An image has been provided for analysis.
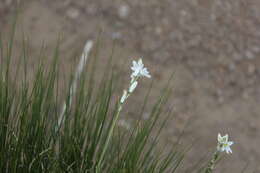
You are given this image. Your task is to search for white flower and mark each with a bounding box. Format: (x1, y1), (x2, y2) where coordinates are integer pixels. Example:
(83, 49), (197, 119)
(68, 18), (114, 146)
(129, 81), (138, 93)
(119, 58), (151, 105)
(217, 133), (234, 154)
(120, 90), (128, 103)
(131, 59), (151, 78)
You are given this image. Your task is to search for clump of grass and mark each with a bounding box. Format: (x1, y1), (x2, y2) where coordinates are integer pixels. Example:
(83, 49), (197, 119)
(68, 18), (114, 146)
(0, 15), (238, 172)
(0, 23), (185, 172)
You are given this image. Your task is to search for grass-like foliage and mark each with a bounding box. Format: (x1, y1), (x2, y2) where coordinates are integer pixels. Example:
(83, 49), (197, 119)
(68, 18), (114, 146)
(0, 22), (185, 172)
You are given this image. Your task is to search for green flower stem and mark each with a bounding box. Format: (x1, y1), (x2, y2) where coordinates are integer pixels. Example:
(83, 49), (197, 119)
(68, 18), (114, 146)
(96, 72), (144, 172)
(96, 101), (123, 172)
(96, 77), (137, 172)
(205, 151), (220, 173)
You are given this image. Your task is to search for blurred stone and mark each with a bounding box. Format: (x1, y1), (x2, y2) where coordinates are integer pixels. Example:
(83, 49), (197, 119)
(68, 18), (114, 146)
(248, 64), (256, 75)
(180, 10), (188, 17)
(5, 0), (12, 6)
(233, 52), (243, 61)
(228, 63), (236, 71)
(188, 35), (201, 47)
(245, 50), (255, 60)
(118, 4), (130, 19)
(210, 13), (217, 21)
(62, 0), (71, 7)
(111, 32), (122, 39)
(155, 26), (162, 35)
(216, 89), (224, 103)
(249, 121), (257, 131)
(242, 90), (250, 100)
(86, 4), (98, 15)
(66, 7), (80, 19)
(251, 46), (260, 53)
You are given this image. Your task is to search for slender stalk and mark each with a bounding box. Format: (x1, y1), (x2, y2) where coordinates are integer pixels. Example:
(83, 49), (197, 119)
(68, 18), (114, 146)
(204, 151), (220, 173)
(96, 59), (151, 172)
(96, 101), (123, 172)
(204, 133), (234, 173)
(96, 75), (139, 172)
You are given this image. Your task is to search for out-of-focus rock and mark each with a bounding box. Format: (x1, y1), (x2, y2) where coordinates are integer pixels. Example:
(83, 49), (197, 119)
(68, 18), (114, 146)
(228, 63), (236, 71)
(245, 50), (255, 60)
(118, 4), (130, 19)
(86, 4), (98, 15)
(111, 32), (122, 40)
(5, 0), (12, 6)
(247, 64), (256, 75)
(66, 7), (80, 19)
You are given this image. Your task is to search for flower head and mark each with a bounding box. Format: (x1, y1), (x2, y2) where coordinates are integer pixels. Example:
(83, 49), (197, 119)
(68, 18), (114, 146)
(131, 59), (151, 79)
(217, 133), (234, 154)
(119, 58), (151, 105)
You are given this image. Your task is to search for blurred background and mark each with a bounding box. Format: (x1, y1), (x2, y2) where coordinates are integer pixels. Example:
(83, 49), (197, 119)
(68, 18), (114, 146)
(1, 0), (260, 172)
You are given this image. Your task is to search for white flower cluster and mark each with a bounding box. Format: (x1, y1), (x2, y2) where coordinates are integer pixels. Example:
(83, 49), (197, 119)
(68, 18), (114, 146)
(120, 58), (151, 104)
(217, 133), (234, 154)
(131, 59), (151, 79)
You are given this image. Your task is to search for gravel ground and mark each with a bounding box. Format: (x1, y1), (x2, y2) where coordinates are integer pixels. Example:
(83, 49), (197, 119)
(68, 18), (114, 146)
(1, 0), (260, 172)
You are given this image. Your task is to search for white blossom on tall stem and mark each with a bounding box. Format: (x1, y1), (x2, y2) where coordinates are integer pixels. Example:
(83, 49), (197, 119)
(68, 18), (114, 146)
(120, 58), (151, 104)
(97, 58), (151, 172)
(205, 133), (234, 173)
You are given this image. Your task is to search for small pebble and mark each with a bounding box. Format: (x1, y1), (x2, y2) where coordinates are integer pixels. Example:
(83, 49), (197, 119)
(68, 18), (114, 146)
(118, 4), (130, 19)
(245, 50), (255, 60)
(62, 0), (71, 7)
(66, 7), (80, 19)
(111, 32), (122, 39)
(251, 46), (260, 53)
(242, 91), (250, 100)
(86, 4), (98, 15)
(228, 63), (236, 71)
(155, 26), (162, 35)
(233, 52), (243, 61)
(248, 64), (256, 75)
(5, 0), (12, 6)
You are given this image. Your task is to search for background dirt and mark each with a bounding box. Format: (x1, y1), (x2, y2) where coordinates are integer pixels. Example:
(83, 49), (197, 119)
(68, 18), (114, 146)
(1, 0), (260, 172)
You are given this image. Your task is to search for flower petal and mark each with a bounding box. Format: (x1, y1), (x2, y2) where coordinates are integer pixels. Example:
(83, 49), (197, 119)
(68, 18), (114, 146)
(222, 134), (228, 142)
(133, 60), (137, 67)
(228, 141), (234, 146)
(138, 58), (143, 65)
(218, 133), (222, 142)
(226, 147), (232, 154)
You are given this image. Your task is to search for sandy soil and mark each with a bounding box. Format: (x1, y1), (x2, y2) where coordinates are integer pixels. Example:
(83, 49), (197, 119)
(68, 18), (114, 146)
(1, 0), (260, 172)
